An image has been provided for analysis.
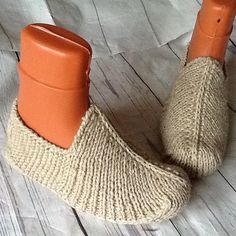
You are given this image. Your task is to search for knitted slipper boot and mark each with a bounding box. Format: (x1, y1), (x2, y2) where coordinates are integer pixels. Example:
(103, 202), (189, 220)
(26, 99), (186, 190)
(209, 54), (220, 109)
(6, 101), (190, 224)
(161, 54), (229, 178)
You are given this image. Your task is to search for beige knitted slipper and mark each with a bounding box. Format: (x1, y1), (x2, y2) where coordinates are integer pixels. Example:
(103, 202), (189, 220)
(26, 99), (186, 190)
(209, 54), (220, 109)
(6, 100), (190, 224)
(161, 54), (229, 178)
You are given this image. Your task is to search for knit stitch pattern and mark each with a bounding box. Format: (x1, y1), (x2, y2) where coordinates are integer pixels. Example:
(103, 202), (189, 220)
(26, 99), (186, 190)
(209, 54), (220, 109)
(6, 101), (190, 224)
(161, 56), (229, 178)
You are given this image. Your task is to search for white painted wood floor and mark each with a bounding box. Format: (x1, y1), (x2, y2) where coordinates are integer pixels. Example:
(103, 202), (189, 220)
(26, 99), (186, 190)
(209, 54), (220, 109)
(1, 33), (236, 236)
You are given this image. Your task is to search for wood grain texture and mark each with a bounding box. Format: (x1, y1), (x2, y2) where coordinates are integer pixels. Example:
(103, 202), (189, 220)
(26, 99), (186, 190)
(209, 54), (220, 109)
(1, 32), (236, 235)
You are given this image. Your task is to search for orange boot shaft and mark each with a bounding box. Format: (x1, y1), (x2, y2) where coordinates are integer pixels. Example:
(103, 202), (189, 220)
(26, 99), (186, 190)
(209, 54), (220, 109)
(18, 24), (92, 148)
(188, 0), (236, 63)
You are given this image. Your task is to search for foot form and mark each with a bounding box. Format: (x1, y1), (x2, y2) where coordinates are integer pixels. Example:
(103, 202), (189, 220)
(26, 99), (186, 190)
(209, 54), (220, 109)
(6, 101), (190, 224)
(161, 53), (229, 178)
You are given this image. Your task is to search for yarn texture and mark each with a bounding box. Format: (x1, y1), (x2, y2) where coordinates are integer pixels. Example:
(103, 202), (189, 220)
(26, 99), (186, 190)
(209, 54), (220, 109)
(6, 101), (190, 224)
(161, 55), (229, 178)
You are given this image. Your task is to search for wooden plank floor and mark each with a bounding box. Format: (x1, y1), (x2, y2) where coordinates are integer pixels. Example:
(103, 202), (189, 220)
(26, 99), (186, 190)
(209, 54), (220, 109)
(1, 33), (236, 235)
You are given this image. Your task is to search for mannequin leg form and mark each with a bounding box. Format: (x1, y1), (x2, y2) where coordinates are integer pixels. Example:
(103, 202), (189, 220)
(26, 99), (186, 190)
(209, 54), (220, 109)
(18, 24), (92, 148)
(188, 0), (236, 63)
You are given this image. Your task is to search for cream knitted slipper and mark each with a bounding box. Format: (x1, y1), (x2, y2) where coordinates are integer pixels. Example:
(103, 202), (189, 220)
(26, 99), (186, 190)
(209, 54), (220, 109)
(6, 101), (190, 224)
(161, 55), (229, 178)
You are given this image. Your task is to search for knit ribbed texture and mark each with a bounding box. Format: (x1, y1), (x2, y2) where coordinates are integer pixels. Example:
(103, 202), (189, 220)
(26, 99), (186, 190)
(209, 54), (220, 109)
(161, 55), (229, 178)
(6, 101), (190, 224)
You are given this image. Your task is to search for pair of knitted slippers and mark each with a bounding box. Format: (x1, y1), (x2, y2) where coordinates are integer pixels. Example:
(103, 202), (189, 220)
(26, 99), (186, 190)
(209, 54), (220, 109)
(6, 50), (228, 224)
